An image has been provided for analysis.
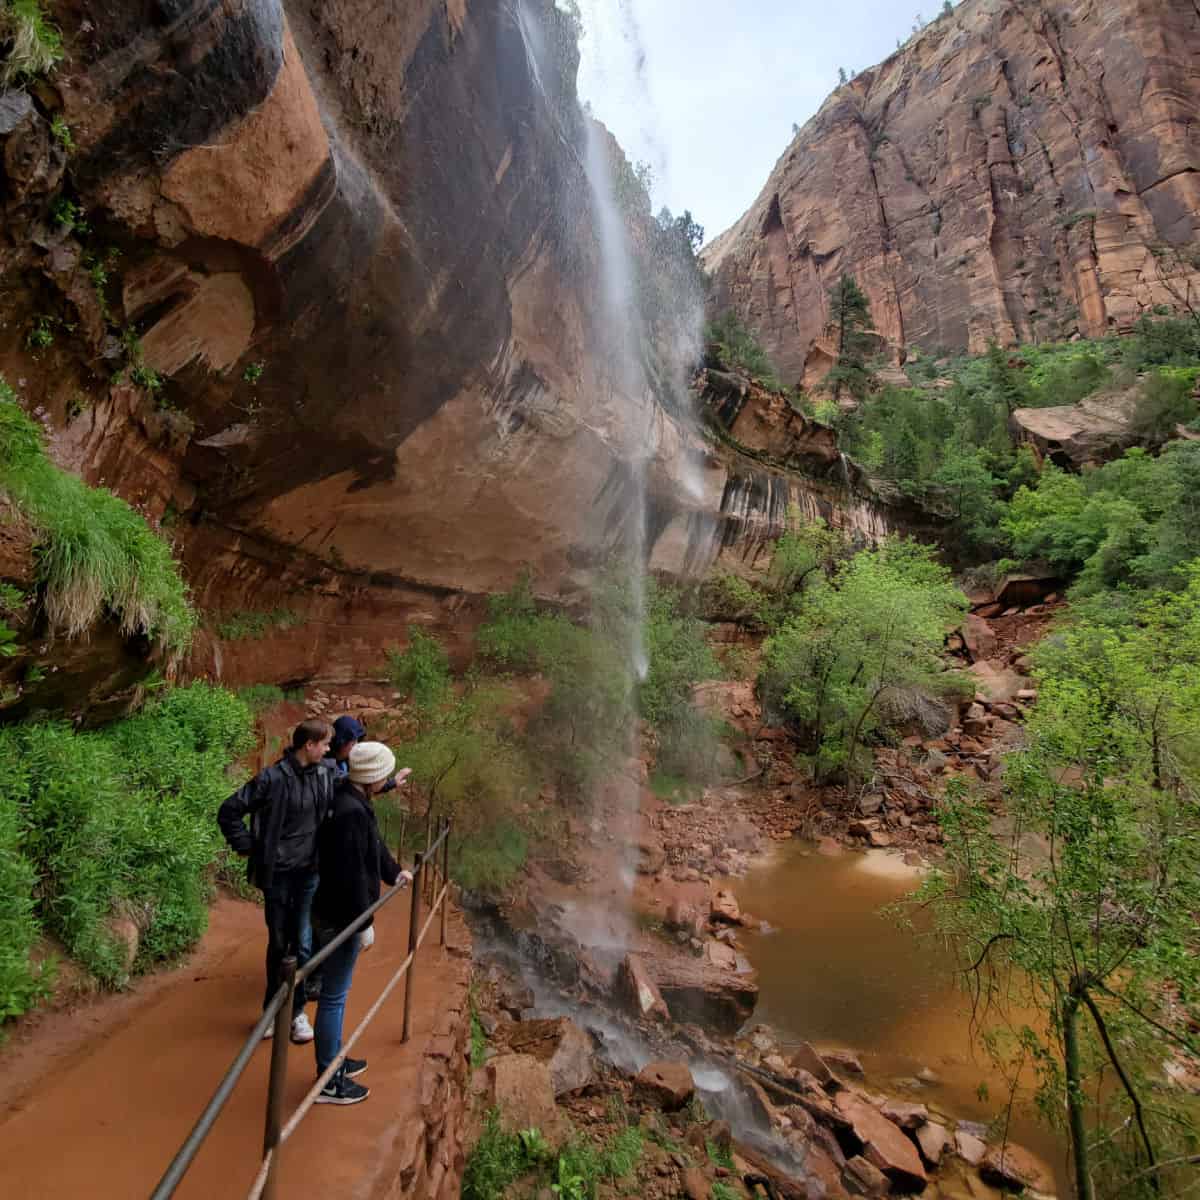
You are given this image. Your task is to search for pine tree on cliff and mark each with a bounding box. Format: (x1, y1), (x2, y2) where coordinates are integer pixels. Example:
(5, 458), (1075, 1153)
(826, 274), (874, 401)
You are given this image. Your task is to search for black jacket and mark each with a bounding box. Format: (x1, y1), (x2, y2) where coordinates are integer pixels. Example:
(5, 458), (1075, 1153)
(312, 777), (403, 931)
(218, 753), (335, 890)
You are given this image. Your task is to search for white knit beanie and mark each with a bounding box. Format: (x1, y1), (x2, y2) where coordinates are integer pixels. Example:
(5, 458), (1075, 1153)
(348, 741), (396, 786)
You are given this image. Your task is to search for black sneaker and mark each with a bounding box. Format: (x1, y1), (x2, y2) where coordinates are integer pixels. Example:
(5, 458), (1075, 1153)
(315, 1071), (370, 1106)
(343, 1057), (367, 1078)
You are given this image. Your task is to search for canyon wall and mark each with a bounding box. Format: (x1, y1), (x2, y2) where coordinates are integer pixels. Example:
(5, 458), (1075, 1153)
(0, 0), (698, 691)
(703, 0), (1200, 387)
(0, 0), (900, 704)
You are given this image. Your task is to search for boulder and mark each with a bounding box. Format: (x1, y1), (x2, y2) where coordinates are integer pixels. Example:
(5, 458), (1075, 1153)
(835, 1093), (927, 1191)
(665, 899), (701, 932)
(679, 1166), (710, 1200)
(636, 838), (666, 875)
(703, 940), (738, 971)
(790, 1041), (837, 1089)
(843, 1154), (889, 1197)
(485, 1054), (567, 1141)
(992, 572), (1063, 609)
(0, 90), (32, 135)
(648, 955), (758, 1034)
(867, 829), (892, 848)
(616, 953), (670, 1023)
(824, 1049), (865, 1075)
(915, 1121), (951, 1167)
(961, 614), (998, 661)
(880, 1099), (928, 1131)
(1011, 393), (1139, 468)
(710, 888), (742, 925)
(954, 1128), (987, 1166)
(495, 1017), (594, 1096)
(635, 1061), (695, 1111)
(981, 1144), (1053, 1192)
(497, 978), (534, 1019)
(968, 661), (1027, 705)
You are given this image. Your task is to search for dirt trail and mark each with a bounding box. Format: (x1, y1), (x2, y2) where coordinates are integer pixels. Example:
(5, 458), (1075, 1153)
(0, 891), (467, 1199)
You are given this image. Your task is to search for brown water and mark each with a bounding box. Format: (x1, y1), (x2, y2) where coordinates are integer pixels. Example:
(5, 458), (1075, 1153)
(728, 841), (1069, 1193)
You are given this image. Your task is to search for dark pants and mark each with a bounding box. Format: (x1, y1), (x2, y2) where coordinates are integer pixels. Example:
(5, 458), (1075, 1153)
(262, 868), (319, 1020)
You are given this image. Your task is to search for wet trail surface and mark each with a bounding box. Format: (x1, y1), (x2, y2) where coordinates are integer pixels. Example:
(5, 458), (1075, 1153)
(0, 893), (463, 1199)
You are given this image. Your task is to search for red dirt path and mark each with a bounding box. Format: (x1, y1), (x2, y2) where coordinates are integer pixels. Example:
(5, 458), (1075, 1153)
(0, 891), (468, 1199)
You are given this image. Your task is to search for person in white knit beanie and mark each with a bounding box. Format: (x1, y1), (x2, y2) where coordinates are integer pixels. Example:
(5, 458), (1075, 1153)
(310, 741), (413, 1105)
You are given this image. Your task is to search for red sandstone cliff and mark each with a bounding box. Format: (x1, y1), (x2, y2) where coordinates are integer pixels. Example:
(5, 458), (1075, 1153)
(0, 1), (903, 710)
(703, 0), (1200, 387)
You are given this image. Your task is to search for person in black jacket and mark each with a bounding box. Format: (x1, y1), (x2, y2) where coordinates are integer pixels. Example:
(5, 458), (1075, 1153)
(311, 740), (412, 1106)
(218, 719), (335, 1044)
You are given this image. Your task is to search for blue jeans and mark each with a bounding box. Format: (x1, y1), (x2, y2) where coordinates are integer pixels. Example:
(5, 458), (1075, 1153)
(313, 921), (362, 1074)
(261, 869), (319, 1019)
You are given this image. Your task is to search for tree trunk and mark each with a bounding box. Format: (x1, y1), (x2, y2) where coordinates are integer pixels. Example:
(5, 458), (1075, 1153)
(1063, 992), (1096, 1200)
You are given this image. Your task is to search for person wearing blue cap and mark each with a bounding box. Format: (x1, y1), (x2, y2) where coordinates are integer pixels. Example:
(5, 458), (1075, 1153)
(327, 714), (412, 791)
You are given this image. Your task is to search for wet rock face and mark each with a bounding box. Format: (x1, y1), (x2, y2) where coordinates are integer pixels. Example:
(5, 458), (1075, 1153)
(0, 2), (697, 668)
(704, 0), (1200, 384)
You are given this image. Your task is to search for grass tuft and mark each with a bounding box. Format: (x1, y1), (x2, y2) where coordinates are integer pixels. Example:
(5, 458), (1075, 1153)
(216, 608), (303, 641)
(0, 379), (196, 657)
(0, 0), (64, 85)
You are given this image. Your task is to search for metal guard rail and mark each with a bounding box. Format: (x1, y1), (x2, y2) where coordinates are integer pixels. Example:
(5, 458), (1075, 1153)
(150, 818), (453, 1200)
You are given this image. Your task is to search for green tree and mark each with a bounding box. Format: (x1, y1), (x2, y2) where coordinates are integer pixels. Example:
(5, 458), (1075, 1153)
(838, 66), (848, 86)
(761, 539), (966, 782)
(1131, 368), (1199, 447)
(916, 575), (1200, 1198)
(712, 514), (845, 634)
(388, 629), (534, 889)
(705, 311), (782, 389)
(826, 275), (875, 401)
(928, 448), (1005, 555)
(983, 341), (1031, 415)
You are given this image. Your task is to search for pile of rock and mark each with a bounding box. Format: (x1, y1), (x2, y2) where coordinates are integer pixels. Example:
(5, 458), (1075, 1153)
(726, 1032), (1057, 1198)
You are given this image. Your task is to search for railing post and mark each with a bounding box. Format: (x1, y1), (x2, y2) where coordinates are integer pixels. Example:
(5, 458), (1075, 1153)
(262, 957), (295, 1199)
(440, 819), (451, 946)
(402, 853), (423, 1044)
(427, 811), (436, 902)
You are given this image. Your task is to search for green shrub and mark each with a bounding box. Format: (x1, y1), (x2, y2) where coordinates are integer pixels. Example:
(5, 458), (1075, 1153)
(762, 539), (967, 781)
(1123, 314), (1200, 370)
(706, 311), (782, 390)
(0, 786), (45, 1020)
(0, 684), (254, 995)
(234, 686), (292, 710)
(1131, 367), (1199, 444)
(706, 1137), (735, 1170)
(638, 580), (721, 728)
(1003, 444), (1200, 594)
(461, 1109), (529, 1200)
(469, 987), (488, 1069)
(0, 0), (64, 85)
(388, 626), (453, 711)
(456, 821), (529, 894)
(0, 381), (196, 656)
(598, 1126), (643, 1178)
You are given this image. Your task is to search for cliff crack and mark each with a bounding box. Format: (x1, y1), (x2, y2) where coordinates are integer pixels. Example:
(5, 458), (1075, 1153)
(1137, 166), (1199, 196)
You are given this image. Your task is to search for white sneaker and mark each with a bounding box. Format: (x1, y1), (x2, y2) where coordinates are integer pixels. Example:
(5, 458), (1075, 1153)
(290, 1013), (314, 1044)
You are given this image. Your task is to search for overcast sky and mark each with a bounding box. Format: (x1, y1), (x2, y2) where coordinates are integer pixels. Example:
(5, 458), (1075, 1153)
(575, 0), (930, 242)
